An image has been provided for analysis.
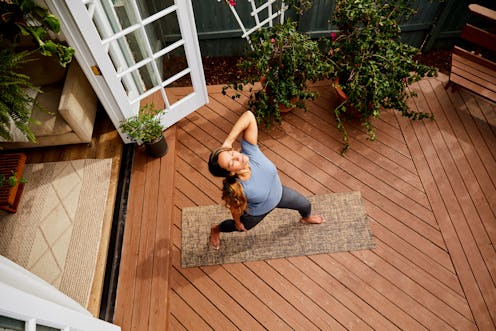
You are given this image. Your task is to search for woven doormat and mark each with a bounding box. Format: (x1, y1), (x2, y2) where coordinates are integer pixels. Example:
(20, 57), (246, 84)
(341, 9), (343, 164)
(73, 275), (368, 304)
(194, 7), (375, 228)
(0, 159), (112, 308)
(181, 191), (375, 268)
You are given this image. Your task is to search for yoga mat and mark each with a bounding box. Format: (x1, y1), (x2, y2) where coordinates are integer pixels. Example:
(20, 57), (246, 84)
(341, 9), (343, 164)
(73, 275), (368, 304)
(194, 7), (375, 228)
(181, 191), (375, 268)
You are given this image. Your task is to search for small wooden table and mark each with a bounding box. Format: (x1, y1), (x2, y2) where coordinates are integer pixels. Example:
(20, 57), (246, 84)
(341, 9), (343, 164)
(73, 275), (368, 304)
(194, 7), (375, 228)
(0, 153), (27, 213)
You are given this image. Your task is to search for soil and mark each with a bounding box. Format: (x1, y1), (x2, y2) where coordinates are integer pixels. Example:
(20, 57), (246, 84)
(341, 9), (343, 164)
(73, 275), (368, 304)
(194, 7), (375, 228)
(170, 49), (452, 87)
(205, 49), (453, 85)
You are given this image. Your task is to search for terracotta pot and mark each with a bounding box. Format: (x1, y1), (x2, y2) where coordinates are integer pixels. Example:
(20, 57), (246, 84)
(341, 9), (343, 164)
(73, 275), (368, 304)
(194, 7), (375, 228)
(260, 75), (267, 85)
(334, 82), (348, 104)
(333, 79), (360, 118)
(260, 75), (298, 113)
(279, 97), (299, 113)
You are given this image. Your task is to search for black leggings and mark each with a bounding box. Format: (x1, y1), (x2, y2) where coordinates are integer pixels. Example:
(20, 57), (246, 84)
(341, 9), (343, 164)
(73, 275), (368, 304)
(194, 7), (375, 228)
(218, 186), (311, 232)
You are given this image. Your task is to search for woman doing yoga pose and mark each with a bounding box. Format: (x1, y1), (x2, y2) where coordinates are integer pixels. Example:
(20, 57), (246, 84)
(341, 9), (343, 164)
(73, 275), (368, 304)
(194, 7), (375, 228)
(208, 111), (324, 249)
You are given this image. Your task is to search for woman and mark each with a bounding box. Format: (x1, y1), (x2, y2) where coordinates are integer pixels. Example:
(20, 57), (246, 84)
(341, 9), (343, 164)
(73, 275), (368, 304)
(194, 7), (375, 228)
(208, 110), (324, 249)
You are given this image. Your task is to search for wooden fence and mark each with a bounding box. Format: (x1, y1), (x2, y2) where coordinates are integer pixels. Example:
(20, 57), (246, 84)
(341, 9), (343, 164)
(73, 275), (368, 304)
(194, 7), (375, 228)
(161, 0), (496, 56)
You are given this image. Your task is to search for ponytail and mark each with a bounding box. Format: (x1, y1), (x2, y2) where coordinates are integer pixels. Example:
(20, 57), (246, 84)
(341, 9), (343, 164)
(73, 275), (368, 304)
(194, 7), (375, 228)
(221, 175), (247, 214)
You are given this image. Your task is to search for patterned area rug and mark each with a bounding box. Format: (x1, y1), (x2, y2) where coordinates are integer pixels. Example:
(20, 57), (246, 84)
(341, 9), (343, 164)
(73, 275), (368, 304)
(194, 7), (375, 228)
(0, 158), (112, 308)
(181, 191), (375, 268)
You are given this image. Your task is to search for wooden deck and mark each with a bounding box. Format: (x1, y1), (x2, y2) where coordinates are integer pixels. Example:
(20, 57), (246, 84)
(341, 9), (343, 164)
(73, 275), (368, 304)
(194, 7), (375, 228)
(113, 73), (496, 330)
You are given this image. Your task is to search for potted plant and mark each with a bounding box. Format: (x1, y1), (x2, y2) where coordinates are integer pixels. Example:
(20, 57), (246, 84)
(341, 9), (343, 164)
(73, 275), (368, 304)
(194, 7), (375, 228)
(0, 0), (74, 143)
(325, 0), (438, 153)
(0, 153), (27, 213)
(119, 103), (168, 158)
(222, 19), (334, 128)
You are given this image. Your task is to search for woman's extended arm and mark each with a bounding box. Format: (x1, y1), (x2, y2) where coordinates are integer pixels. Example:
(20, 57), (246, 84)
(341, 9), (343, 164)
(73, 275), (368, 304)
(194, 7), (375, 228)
(222, 111), (258, 148)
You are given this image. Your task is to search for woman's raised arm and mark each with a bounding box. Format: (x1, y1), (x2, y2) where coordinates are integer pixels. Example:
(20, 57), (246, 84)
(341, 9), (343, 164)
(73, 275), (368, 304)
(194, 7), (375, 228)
(222, 111), (258, 148)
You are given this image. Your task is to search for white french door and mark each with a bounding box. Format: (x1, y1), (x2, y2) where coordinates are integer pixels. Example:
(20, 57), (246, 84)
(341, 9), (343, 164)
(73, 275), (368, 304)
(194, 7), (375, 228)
(0, 256), (120, 331)
(45, 0), (208, 142)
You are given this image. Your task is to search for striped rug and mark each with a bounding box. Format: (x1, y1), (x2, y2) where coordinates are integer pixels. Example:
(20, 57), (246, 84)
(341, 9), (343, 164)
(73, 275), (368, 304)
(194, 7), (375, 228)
(0, 158), (112, 308)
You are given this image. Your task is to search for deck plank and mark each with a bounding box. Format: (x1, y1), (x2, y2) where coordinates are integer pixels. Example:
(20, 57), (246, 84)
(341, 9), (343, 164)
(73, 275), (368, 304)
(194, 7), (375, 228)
(114, 74), (496, 330)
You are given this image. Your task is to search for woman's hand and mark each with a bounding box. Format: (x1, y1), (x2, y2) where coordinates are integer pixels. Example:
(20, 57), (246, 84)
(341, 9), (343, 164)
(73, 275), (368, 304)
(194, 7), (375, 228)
(223, 111), (258, 147)
(235, 221), (247, 232)
(231, 207), (247, 231)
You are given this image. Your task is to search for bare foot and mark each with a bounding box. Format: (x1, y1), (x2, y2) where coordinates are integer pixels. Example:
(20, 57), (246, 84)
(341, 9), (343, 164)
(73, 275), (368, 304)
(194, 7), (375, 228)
(301, 215), (325, 224)
(210, 225), (220, 250)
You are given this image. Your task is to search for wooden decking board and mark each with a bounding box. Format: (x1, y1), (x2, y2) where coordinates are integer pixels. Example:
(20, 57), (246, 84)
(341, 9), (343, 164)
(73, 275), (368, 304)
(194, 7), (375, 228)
(243, 260), (347, 330)
(266, 258), (375, 331)
(371, 221), (461, 293)
(403, 82), (496, 329)
(454, 92), (496, 217)
(262, 120), (447, 252)
(276, 113), (446, 248)
(334, 252), (458, 330)
(310, 253), (427, 330)
(371, 236), (469, 315)
(168, 291), (212, 330)
(282, 112), (429, 204)
(169, 262), (240, 329)
(148, 126), (176, 330)
(221, 262), (324, 331)
(352, 249), (474, 328)
(416, 80), (496, 296)
(113, 146), (147, 329)
(113, 74), (496, 330)
(367, 202), (452, 267)
(129, 155), (161, 331)
(298, 98), (420, 178)
(170, 248), (267, 330)
(418, 79), (495, 246)
(286, 255), (401, 331)
(200, 264), (294, 330)
(430, 81), (496, 284)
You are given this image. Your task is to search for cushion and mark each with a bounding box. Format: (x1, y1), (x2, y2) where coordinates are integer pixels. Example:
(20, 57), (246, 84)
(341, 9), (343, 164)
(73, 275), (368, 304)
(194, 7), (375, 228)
(30, 84), (72, 137)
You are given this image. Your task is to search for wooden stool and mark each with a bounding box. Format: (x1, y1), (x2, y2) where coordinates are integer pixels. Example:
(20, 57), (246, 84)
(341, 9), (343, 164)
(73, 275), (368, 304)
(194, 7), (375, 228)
(0, 153), (27, 213)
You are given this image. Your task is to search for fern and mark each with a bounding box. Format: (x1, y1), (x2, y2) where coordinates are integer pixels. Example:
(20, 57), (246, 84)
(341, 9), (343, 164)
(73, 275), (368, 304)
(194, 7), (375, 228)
(0, 49), (39, 142)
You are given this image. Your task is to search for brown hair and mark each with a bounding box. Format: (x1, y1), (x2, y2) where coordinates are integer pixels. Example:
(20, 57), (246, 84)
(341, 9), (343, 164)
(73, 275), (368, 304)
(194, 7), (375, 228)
(208, 147), (232, 178)
(221, 175), (247, 214)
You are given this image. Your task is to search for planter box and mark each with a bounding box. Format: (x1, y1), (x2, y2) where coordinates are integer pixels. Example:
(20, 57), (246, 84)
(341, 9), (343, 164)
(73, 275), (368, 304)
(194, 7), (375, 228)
(0, 153), (27, 213)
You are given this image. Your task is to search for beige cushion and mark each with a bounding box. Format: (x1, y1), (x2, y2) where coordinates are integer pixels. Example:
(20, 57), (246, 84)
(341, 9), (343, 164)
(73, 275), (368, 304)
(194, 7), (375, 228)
(58, 62), (97, 142)
(30, 84), (72, 137)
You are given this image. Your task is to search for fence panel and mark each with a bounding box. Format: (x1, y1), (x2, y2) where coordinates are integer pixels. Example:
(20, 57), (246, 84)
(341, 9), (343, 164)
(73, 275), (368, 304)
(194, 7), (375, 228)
(182, 0), (494, 56)
(425, 0), (496, 50)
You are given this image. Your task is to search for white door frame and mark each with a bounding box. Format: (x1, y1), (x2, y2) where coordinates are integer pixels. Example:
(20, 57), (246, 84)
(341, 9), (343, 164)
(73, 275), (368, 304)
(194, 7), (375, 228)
(45, 0), (208, 143)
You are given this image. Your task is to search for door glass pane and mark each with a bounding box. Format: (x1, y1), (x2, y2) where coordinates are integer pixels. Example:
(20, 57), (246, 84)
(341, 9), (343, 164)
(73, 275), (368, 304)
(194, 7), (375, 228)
(138, 0), (175, 18)
(166, 75), (194, 106)
(163, 46), (189, 85)
(146, 9), (181, 53)
(36, 325), (59, 331)
(0, 315), (24, 331)
(111, 1), (138, 31)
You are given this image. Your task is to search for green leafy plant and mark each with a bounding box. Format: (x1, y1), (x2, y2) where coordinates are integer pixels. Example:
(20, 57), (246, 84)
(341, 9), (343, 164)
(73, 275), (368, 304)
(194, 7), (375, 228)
(119, 104), (164, 145)
(0, 0), (74, 143)
(0, 48), (40, 142)
(325, 0), (437, 153)
(0, 171), (27, 188)
(0, 0), (74, 67)
(223, 20), (334, 128)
